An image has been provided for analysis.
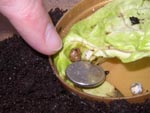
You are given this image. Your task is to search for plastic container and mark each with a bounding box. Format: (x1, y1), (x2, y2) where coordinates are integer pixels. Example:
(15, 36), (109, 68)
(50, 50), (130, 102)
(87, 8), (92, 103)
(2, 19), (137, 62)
(49, 0), (150, 103)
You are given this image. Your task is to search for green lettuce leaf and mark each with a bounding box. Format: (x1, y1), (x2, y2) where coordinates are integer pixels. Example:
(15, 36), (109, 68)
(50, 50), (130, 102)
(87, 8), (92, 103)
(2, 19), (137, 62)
(54, 0), (150, 77)
(53, 0), (150, 78)
(52, 0), (150, 97)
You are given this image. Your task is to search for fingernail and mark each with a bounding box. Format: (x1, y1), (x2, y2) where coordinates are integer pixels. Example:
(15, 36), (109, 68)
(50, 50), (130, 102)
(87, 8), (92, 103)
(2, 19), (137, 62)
(45, 23), (62, 54)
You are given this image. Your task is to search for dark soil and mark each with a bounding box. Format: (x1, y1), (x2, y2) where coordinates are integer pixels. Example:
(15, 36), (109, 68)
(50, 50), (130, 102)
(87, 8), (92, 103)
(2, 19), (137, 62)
(49, 8), (67, 25)
(0, 8), (150, 113)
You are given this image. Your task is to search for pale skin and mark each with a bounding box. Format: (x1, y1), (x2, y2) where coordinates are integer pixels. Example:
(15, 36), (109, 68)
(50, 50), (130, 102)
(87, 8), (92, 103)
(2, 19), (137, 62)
(0, 0), (62, 55)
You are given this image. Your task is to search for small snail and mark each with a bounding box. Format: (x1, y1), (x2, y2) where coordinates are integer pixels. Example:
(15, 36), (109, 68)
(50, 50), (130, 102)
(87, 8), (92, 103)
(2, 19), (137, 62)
(130, 82), (143, 95)
(69, 48), (81, 62)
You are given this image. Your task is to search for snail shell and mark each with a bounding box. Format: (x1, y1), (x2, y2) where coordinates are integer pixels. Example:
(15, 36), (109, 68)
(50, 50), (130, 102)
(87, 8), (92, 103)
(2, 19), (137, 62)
(69, 48), (81, 62)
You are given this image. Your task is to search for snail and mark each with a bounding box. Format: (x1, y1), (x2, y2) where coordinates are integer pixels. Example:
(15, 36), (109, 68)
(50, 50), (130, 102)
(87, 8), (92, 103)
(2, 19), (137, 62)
(69, 48), (81, 62)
